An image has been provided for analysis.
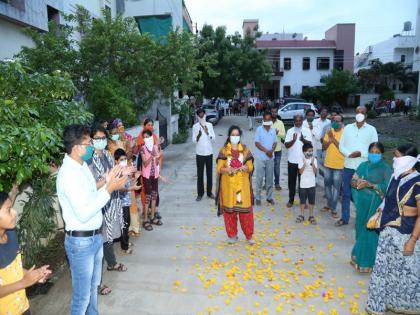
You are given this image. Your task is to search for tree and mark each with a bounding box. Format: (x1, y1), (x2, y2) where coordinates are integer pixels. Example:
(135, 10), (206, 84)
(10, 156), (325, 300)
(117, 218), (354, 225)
(319, 69), (360, 106)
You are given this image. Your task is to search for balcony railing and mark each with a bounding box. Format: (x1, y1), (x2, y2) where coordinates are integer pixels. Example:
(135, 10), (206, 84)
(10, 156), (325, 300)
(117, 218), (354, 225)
(272, 68), (284, 77)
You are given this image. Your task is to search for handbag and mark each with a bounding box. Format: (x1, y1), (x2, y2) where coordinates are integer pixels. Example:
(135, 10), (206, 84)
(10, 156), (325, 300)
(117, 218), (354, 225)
(367, 210), (382, 229)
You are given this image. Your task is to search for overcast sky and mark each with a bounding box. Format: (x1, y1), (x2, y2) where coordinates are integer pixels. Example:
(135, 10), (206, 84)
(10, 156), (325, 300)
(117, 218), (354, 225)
(185, 0), (418, 54)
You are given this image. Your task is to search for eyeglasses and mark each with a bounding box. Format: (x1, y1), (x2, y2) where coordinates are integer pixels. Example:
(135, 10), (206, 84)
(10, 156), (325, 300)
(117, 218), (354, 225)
(79, 140), (93, 146)
(93, 137), (107, 140)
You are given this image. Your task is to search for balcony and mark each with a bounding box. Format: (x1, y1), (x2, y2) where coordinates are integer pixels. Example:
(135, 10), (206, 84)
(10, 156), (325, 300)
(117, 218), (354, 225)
(271, 67), (283, 80)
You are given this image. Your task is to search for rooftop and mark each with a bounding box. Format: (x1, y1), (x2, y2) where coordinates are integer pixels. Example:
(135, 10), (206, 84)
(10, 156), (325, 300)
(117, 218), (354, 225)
(256, 39), (336, 49)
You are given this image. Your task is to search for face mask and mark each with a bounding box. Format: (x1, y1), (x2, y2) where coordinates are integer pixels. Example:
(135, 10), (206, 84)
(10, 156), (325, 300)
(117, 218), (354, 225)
(144, 137), (154, 151)
(262, 121), (273, 126)
(368, 153), (382, 164)
(81, 145), (94, 161)
(119, 160), (128, 167)
(331, 122), (340, 129)
(198, 116), (206, 124)
(230, 136), (240, 144)
(306, 117), (314, 123)
(392, 155), (420, 179)
(93, 139), (107, 151)
(355, 113), (365, 123)
(111, 134), (120, 141)
(304, 151), (313, 159)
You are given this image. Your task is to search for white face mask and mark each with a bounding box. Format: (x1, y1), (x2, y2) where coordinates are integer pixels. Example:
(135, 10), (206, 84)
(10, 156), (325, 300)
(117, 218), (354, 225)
(93, 139), (107, 151)
(119, 160), (128, 167)
(355, 113), (365, 123)
(262, 121), (273, 126)
(392, 155), (420, 179)
(144, 137), (154, 151)
(198, 115), (206, 125)
(230, 136), (240, 144)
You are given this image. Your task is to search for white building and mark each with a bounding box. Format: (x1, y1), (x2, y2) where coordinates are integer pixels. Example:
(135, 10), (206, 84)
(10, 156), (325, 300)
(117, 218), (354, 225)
(413, 0), (420, 106)
(248, 21), (355, 99)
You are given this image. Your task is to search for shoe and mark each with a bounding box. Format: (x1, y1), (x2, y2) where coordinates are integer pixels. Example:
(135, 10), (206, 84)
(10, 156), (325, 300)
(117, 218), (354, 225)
(255, 199), (261, 206)
(247, 239), (255, 245)
(275, 185), (282, 191)
(207, 193), (215, 199)
(196, 195), (203, 201)
(286, 202), (293, 208)
(227, 236), (238, 244)
(267, 199), (275, 205)
(334, 219), (348, 227)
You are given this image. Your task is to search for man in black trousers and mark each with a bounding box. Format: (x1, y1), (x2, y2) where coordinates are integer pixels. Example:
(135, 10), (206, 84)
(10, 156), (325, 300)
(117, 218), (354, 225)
(192, 108), (216, 201)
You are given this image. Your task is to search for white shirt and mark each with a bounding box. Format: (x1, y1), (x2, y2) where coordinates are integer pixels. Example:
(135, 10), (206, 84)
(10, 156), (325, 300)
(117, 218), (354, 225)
(57, 154), (110, 231)
(339, 122), (378, 170)
(285, 126), (313, 164)
(298, 157), (318, 188)
(303, 118), (330, 151)
(192, 122), (215, 156)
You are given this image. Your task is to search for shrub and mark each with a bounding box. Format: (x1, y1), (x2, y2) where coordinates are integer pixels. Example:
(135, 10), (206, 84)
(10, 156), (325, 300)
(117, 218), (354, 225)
(172, 130), (189, 144)
(367, 109), (378, 119)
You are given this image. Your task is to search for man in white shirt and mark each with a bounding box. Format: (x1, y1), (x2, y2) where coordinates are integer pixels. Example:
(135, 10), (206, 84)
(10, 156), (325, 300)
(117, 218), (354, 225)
(56, 124), (126, 315)
(192, 108), (216, 201)
(337, 106), (378, 226)
(284, 114), (313, 208)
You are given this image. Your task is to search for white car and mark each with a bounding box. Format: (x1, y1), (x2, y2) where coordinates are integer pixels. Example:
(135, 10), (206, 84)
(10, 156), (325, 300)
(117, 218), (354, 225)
(277, 102), (319, 121)
(202, 104), (220, 125)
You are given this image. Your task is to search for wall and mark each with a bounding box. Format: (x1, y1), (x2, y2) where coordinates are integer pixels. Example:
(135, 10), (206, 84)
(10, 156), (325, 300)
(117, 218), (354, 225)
(123, 0), (183, 30)
(278, 48), (334, 97)
(325, 24), (355, 71)
(0, 18), (34, 60)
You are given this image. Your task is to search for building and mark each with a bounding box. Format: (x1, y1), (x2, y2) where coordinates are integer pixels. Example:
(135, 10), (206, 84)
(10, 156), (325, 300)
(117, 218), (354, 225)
(0, 0), (119, 60)
(413, 0), (420, 106)
(245, 20), (355, 99)
(123, 0), (193, 38)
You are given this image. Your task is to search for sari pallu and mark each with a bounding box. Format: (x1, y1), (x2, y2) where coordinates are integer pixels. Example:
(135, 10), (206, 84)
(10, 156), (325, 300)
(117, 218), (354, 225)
(366, 172), (420, 315)
(351, 160), (392, 272)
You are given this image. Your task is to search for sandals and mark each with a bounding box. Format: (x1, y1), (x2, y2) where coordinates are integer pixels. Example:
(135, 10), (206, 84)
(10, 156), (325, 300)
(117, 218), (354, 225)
(296, 215), (305, 223)
(321, 206), (331, 212)
(334, 219), (348, 227)
(122, 248), (133, 254)
(107, 263), (127, 272)
(142, 220), (153, 231)
(308, 216), (317, 225)
(331, 211), (339, 219)
(98, 284), (112, 295)
(150, 216), (163, 226)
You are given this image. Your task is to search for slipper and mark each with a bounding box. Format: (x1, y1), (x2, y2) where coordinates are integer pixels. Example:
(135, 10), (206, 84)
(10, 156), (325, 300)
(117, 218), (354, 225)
(98, 284), (112, 295)
(296, 215), (305, 223)
(331, 211), (339, 219)
(107, 263), (127, 272)
(321, 206), (331, 212)
(334, 219), (348, 227)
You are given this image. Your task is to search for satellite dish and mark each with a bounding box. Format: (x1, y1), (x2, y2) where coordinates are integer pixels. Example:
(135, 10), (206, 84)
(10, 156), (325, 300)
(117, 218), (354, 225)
(403, 21), (412, 32)
(292, 33), (297, 38)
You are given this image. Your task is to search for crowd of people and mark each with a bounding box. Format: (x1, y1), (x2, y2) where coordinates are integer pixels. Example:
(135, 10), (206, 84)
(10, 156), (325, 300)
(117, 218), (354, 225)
(1, 104), (419, 315)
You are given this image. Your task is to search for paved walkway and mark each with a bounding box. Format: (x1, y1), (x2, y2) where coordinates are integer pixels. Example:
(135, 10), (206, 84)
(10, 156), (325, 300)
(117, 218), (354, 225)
(32, 116), (374, 315)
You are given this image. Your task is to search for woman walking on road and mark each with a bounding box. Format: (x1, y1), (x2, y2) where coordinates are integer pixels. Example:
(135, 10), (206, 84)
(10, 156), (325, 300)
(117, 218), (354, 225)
(350, 142), (392, 273)
(216, 126), (255, 245)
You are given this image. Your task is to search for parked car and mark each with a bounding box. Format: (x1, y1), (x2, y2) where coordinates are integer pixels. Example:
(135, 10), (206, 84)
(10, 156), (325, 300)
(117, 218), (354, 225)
(277, 102), (319, 121)
(283, 97), (306, 105)
(202, 103), (220, 125)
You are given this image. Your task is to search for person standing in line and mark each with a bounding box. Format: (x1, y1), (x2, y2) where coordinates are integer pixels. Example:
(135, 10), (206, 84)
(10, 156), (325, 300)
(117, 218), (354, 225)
(337, 106), (378, 226)
(311, 107), (330, 171)
(321, 114), (345, 218)
(216, 125), (255, 245)
(270, 106), (286, 190)
(404, 96), (412, 115)
(193, 108), (216, 201)
(247, 102), (256, 131)
(284, 115), (313, 208)
(390, 99), (396, 115)
(56, 124), (126, 315)
(254, 111), (277, 206)
(320, 110), (338, 142)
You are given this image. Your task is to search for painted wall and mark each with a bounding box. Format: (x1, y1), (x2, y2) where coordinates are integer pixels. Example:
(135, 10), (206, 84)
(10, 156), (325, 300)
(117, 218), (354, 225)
(0, 19), (35, 60)
(325, 24), (355, 72)
(278, 48), (334, 97)
(124, 0), (183, 30)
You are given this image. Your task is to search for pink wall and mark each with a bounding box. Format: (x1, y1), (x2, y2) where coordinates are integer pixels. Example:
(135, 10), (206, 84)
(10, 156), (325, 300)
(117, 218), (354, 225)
(325, 24), (355, 72)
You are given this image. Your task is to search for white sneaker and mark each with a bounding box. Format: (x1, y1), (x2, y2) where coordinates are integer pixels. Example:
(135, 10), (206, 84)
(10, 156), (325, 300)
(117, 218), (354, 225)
(227, 236), (238, 244)
(247, 239), (255, 246)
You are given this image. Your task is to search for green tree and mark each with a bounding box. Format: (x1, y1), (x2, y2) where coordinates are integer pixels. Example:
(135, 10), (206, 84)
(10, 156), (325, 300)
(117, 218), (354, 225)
(319, 69), (360, 106)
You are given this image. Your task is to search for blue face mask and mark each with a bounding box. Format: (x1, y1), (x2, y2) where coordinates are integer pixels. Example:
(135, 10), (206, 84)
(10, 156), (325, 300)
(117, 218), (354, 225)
(368, 153), (382, 164)
(81, 145), (94, 161)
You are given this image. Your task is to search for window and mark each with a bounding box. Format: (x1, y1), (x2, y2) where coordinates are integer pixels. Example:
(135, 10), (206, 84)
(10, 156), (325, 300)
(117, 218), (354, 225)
(334, 50), (344, 70)
(284, 58), (291, 70)
(302, 57), (310, 70)
(47, 5), (60, 25)
(401, 55), (406, 63)
(399, 84), (403, 90)
(283, 86), (291, 97)
(317, 57), (330, 70)
(392, 84), (396, 90)
(105, 5), (111, 14)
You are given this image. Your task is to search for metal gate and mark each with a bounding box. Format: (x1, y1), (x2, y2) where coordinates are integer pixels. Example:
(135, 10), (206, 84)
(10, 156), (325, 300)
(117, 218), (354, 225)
(156, 109), (168, 149)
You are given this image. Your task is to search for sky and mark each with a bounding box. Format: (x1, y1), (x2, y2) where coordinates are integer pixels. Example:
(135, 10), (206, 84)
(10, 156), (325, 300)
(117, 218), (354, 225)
(185, 0), (418, 54)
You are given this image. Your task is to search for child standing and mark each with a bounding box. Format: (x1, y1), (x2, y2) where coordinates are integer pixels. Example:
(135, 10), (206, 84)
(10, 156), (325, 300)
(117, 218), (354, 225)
(114, 149), (141, 254)
(296, 143), (318, 225)
(0, 191), (51, 315)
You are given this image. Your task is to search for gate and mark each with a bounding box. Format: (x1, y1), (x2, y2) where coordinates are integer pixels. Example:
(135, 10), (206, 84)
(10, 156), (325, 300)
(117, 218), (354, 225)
(156, 109), (168, 149)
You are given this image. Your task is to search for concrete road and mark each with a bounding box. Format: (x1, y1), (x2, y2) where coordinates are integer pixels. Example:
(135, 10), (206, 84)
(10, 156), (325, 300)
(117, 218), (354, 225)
(31, 116), (374, 315)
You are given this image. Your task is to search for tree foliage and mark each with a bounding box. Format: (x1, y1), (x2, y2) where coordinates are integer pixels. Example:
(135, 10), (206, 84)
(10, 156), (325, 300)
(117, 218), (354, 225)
(0, 61), (92, 191)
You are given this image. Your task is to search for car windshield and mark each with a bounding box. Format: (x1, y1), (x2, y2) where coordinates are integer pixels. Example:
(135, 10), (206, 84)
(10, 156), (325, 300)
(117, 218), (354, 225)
(203, 104), (216, 110)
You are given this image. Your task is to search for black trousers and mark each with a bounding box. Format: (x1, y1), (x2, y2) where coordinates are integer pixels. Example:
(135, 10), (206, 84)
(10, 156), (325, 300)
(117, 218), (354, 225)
(287, 162), (301, 204)
(196, 154), (213, 197)
(120, 206), (130, 250)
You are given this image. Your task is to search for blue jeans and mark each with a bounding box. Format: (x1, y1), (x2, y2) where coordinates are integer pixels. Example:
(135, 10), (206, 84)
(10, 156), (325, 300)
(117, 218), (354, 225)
(274, 150), (282, 186)
(65, 234), (103, 315)
(341, 168), (355, 223)
(324, 167), (343, 211)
